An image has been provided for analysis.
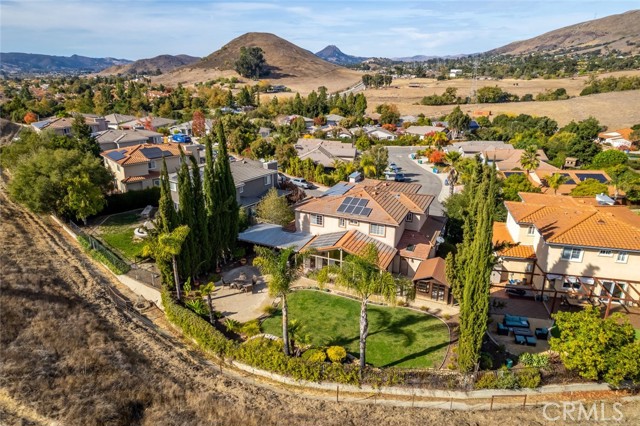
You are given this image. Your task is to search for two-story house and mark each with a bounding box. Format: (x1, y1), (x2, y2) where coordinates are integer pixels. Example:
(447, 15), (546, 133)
(168, 159), (279, 215)
(492, 192), (640, 317)
(295, 179), (444, 277)
(31, 115), (108, 135)
(95, 129), (164, 151)
(101, 143), (202, 192)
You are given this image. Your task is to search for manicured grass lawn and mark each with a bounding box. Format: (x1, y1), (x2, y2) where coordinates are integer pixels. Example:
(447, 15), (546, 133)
(261, 290), (450, 368)
(635, 328), (640, 341)
(99, 212), (145, 261)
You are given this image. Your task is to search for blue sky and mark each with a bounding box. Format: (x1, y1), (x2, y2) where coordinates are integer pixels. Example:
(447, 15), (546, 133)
(1, 1), (637, 59)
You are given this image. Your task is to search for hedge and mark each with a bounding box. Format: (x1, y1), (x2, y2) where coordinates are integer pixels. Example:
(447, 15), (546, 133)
(77, 234), (130, 275)
(101, 187), (160, 216)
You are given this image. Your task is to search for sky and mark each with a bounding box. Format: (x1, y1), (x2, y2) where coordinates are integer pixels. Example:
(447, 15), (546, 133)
(1, 1), (637, 59)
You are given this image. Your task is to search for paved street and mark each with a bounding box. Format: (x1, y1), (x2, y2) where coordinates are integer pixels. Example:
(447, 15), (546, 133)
(386, 146), (444, 216)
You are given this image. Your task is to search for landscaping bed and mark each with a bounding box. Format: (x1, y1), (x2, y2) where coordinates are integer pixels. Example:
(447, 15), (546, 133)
(260, 290), (450, 369)
(96, 210), (146, 261)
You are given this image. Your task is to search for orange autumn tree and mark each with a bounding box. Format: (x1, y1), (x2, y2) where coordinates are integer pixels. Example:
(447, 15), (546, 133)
(24, 111), (38, 124)
(192, 110), (205, 137)
(429, 150), (445, 164)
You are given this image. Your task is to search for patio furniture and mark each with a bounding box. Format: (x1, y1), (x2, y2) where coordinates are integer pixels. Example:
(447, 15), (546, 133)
(525, 336), (538, 346)
(506, 288), (527, 297)
(497, 323), (509, 336)
(242, 283), (253, 293)
(514, 335), (526, 345)
(503, 314), (530, 328)
(535, 327), (549, 340)
(513, 328), (534, 337)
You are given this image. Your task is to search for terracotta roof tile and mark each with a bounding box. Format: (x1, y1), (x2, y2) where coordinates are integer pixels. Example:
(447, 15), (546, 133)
(302, 230), (397, 269)
(397, 230), (432, 260)
(413, 257), (448, 285)
(101, 142), (184, 166)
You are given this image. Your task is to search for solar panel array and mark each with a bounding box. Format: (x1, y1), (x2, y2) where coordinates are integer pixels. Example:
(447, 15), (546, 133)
(336, 197), (372, 217)
(324, 182), (354, 197)
(576, 173), (608, 184)
(140, 147), (171, 159)
(106, 150), (126, 161)
(560, 173), (576, 185)
(503, 171), (524, 177)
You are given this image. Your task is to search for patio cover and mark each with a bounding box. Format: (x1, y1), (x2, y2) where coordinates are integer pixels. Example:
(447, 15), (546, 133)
(238, 223), (313, 252)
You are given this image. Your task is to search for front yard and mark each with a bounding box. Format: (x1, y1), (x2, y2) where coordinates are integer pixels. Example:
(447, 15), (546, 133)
(96, 211), (146, 261)
(261, 290), (450, 369)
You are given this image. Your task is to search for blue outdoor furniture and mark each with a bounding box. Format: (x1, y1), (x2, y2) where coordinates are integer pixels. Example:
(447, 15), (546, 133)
(497, 323), (509, 336)
(503, 314), (530, 329)
(525, 336), (538, 346)
(535, 327), (549, 340)
(514, 335), (526, 345)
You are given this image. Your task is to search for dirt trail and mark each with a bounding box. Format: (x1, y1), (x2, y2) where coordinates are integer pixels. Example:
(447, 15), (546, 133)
(1, 187), (638, 425)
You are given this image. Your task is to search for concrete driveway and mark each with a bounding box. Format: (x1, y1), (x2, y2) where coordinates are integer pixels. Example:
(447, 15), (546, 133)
(386, 146), (444, 216)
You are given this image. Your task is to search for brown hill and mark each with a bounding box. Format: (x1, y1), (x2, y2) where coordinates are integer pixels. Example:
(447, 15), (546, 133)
(155, 32), (361, 94)
(100, 54), (200, 75)
(487, 9), (640, 55)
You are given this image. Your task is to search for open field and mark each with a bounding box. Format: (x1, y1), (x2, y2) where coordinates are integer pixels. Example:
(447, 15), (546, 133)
(2, 186), (640, 425)
(261, 290), (449, 368)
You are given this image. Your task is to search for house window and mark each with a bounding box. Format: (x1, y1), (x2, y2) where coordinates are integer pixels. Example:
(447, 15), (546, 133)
(561, 247), (582, 262)
(338, 218), (346, 228)
(599, 249), (613, 257)
(116, 164), (120, 172)
(527, 225), (535, 236)
(170, 182), (177, 192)
(238, 186), (244, 194)
(153, 179), (160, 187)
(370, 224), (385, 236)
(311, 215), (323, 226)
(149, 160), (156, 170)
(348, 219), (359, 225)
(616, 251), (628, 263)
(525, 263), (533, 273)
(264, 174), (272, 186)
(406, 212), (413, 222)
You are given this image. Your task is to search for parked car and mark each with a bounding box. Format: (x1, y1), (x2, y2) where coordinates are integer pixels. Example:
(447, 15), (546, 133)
(291, 177), (312, 189)
(388, 162), (401, 172)
(394, 173), (406, 182)
(171, 133), (192, 143)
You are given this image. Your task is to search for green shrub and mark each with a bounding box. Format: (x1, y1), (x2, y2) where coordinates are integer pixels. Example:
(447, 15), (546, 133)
(517, 369), (542, 388)
(76, 234), (130, 274)
(495, 367), (519, 389)
(326, 346), (347, 363)
(519, 352), (549, 368)
(302, 348), (327, 363)
(475, 372), (498, 389)
(262, 305), (277, 316)
(240, 320), (261, 337)
(224, 318), (241, 333)
(185, 299), (209, 316)
(479, 352), (493, 370)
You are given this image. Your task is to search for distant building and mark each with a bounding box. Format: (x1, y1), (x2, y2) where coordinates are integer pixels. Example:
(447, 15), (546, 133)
(449, 69), (463, 78)
(294, 138), (357, 168)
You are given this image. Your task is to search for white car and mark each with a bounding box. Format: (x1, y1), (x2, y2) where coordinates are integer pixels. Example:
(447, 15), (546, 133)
(291, 178), (312, 189)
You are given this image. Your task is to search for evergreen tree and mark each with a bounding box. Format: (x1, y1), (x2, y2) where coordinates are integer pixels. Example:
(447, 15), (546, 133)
(156, 158), (179, 285)
(177, 151), (196, 279)
(190, 155), (210, 274)
(214, 122), (239, 258)
(203, 134), (221, 268)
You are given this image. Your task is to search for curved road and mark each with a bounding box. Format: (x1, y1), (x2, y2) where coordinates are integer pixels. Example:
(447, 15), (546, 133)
(386, 146), (444, 216)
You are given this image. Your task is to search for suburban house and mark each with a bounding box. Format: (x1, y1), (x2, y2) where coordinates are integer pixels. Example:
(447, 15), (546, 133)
(168, 118), (215, 137)
(101, 143), (202, 192)
(367, 128), (397, 141)
(482, 148), (558, 172)
(445, 141), (512, 158)
(95, 129), (163, 151)
(325, 114), (345, 126)
(168, 159), (279, 214)
(31, 115), (108, 135)
(104, 114), (137, 130)
(598, 128), (635, 149)
(118, 116), (177, 132)
(294, 179), (444, 277)
(491, 192), (640, 317)
(519, 169), (618, 197)
(404, 125), (448, 140)
(294, 138), (357, 168)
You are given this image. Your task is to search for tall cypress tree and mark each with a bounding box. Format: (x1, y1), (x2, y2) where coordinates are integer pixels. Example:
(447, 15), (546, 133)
(190, 155), (210, 275)
(455, 166), (497, 372)
(177, 151), (195, 279)
(214, 122), (239, 258)
(203, 134), (221, 268)
(157, 158), (179, 285)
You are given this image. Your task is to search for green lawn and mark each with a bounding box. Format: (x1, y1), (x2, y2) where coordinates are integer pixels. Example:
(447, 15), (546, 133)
(99, 212), (145, 261)
(261, 290), (450, 368)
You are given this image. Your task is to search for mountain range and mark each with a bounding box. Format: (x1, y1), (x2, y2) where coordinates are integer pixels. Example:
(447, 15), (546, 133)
(0, 53), (130, 74)
(314, 45), (368, 65)
(99, 54), (201, 76)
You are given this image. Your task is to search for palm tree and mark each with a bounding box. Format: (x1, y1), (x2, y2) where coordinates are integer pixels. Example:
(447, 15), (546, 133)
(199, 281), (216, 325)
(317, 243), (404, 377)
(520, 145), (540, 174)
(546, 173), (569, 195)
(359, 155), (377, 178)
(444, 151), (462, 198)
(144, 225), (190, 300)
(253, 246), (301, 356)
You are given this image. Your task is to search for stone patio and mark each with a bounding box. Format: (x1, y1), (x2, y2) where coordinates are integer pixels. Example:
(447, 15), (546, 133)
(210, 265), (273, 322)
(488, 314), (554, 356)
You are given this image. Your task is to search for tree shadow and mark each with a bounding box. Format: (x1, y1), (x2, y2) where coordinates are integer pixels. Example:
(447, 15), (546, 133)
(382, 339), (450, 368)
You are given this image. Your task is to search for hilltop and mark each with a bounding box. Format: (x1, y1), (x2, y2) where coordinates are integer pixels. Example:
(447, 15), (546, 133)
(99, 54), (200, 76)
(0, 52), (130, 75)
(155, 32), (361, 93)
(315, 45), (368, 65)
(487, 9), (640, 55)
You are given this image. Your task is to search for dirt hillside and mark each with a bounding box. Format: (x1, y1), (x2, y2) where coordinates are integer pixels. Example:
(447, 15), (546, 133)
(99, 54), (200, 75)
(487, 9), (640, 55)
(154, 32), (361, 94)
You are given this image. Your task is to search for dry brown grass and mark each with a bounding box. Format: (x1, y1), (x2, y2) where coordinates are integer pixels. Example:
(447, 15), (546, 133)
(2, 186), (639, 426)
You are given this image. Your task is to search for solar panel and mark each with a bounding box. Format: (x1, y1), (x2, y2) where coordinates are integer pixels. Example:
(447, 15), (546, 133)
(140, 147), (164, 159)
(337, 204), (347, 213)
(560, 173), (576, 185)
(352, 206), (364, 215)
(357, 199), (368, 207)
(576, 173), (608, 183)
(345, 205), (356, 214)
(344, 197), (354, 205)
(106, 150), (126, 161)
(361, 208), (372, 217)
(503, 171), (523, 177)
